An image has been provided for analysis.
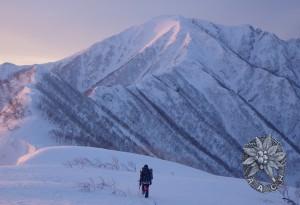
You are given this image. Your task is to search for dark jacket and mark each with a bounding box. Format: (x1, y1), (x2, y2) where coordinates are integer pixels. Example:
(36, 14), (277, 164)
(139, 166), (153, 185)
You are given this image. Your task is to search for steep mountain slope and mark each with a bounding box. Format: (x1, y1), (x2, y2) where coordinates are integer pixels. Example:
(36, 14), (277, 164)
(0, 16), (299, 184)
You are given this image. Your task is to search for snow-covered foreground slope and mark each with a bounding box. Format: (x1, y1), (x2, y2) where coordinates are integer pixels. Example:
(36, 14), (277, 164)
(0, 146), (287, 205)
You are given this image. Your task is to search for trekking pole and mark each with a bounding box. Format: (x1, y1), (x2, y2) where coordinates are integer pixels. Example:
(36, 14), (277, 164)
(138, 181), (141, 191)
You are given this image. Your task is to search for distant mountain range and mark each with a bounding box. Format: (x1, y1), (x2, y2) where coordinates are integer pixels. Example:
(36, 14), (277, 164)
(1, 15), (299, 185)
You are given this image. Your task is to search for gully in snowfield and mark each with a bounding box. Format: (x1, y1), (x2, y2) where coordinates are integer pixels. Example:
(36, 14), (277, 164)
(139, 164), (153, 198)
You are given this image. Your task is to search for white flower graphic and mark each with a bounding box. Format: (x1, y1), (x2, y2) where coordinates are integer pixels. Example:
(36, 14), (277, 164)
(243, 136), (286, 182)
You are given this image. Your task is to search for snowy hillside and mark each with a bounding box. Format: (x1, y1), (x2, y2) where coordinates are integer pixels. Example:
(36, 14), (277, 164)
(0, 146), (288, 205)
(0, 15), (300, 185)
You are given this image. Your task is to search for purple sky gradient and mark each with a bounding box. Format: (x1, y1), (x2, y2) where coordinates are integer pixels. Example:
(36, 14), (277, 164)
(1, 0), (299, 65)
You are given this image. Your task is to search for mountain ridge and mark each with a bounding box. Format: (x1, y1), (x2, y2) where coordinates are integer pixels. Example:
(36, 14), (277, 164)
(0, 15), (299, 185)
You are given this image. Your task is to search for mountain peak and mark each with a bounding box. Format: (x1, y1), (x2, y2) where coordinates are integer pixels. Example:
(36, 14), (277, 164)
(2, 16), (300, 186)
(40, 15), (296, 93)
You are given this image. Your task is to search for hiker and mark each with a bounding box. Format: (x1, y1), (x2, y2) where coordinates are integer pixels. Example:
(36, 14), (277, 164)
(139, 164), (153, 198)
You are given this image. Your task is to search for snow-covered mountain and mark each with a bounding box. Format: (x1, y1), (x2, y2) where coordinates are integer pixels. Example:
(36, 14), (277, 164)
(0, 15), (300, 184)
(0, 146), (289, 205)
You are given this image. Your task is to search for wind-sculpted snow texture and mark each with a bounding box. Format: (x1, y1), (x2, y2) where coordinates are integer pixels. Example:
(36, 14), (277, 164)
(1, 146), (288, 205)
(1, 16), (299, 184)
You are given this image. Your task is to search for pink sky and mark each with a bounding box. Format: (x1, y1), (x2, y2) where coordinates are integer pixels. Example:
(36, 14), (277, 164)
(1, 0), (299, 65)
